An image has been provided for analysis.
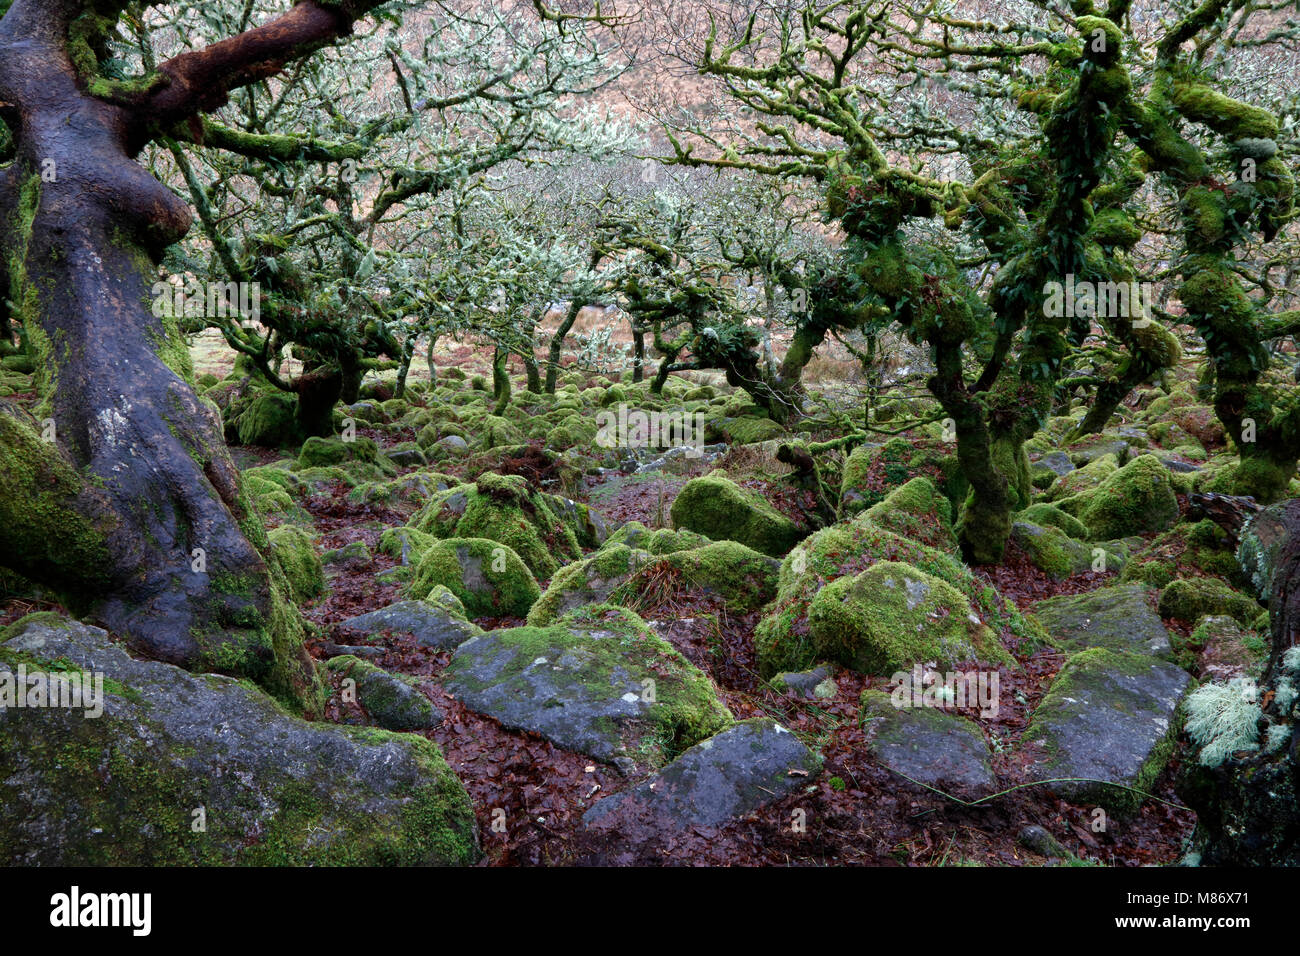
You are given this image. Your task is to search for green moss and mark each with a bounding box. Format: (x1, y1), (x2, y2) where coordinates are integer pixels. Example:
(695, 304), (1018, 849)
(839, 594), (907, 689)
(1018, 503), (1090, 540)
(1119, 520), (1241, 589)
(0, 412), (115, 596)
(1158, 577), (1260, 626)
(409, 537), (540, 618)
(669, 470), (802, 557)
(862, 476), (957, 551)
(807, 561), (1007, 675)
(755, 516), (1040, 677)
(1071, 454), (1179, 539)
(235, 393), (302, 448)
(267, 525), (325, 603)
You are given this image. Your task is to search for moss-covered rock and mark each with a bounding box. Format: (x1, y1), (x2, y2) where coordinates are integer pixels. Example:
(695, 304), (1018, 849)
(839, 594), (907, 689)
(669, 470), (802, 557)
(526, 539), (778, 626)
(234, 392), (303, 448)
(1032, 583), (1171, 658)
(1158, 577), (1260, 626)
(1010, 521), (1097, 580)
(0, 615), (478, 865)
(325, 655), (441, 731)
(409, 538), (540, 618)
(1043, 453), (1119, 502)
(861, 476), (957, 551)
(443, 604), (732, 770)
(806, 561), (1006, 676)
(1017, 502), (1091, 540)
(1063, 454), (1179, 539)
(722, 416), (786, 445)
(1021, 647), (1191, 813)
(1119, 519), (1241, 589)
(267, 525), (325, 603)
(409, 473), (584, 579)
(755, 515), (1043, 677)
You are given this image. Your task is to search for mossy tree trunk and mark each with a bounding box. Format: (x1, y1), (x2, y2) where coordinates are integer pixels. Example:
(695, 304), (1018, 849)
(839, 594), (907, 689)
(0, 0), (394, 704)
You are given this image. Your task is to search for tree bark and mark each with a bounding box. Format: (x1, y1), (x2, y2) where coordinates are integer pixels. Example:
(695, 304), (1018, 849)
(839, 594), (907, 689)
(0, 0), (392, 706)
(1181, 498), (1300, 865)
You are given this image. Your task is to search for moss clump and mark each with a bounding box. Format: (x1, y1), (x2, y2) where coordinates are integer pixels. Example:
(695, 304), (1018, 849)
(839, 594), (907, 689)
(1065, 454), (1178, 539)
(755, 516), (1040, 677)
(723, 416), (786, 445)
(1010, 521), (1095, 580)
(1043, 453), (1119, 502)
(378, 526), (436, 565)
(1119, 520), (1241, 590)
(807, 561), (1006, 676)
(601, 520), (712, 555)
(1158, 577), (1260, 626)
(267, 525), (325, 603)
(231, 392), (301, 448)
(861, 476), (957, 551)
(669, 470), (802, 557)
(462, 474), (581, 578)
(1018, 502), (1090, 540)
(409, 538), (540, 618)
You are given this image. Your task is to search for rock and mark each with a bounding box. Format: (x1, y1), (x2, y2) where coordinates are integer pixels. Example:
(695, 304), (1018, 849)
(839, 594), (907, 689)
(410, 473), (584, 578)
(322, 540), (372, 568)
(432, 434), (470, 457)
(756, 515), (1044, 677)
(0, 615), (478, 865)
(1162, 458), (1201, 474)
(1158, 577), (1259, 627)
(1031, 452), (1076, 489)
(1035, 451), (1076, 477)
(234, 392), (302, 448)
(1010, 521), (1093, 581)
(443, 606), (731, 769)
(325, 656), (442, 731)
(1071, 454), (1180, 539)
(1018, 825), (1067, 859)
(669, 470), (802, 557)
(1069, 438), (1129, 467)
(337, 599), (482, 651)
(1032, 583), (1172, 658)
(383, 445), (427, 468)
(320, 641), (386, 660)
(1021, 648), (1191, 810)
(861, 477), (957, 551)
(528, 539), (778, 626)
(409, 538), (539, 618)
(860, 690), (995, 799)
(770, 665), (838, 700)
(1183, 615), (1267, 681)
(582, 719), (820, 829)
(807, 561), (1005, 675)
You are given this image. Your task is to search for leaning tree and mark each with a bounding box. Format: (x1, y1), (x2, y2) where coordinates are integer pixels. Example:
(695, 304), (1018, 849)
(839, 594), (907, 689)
(0, 0), (611, 707)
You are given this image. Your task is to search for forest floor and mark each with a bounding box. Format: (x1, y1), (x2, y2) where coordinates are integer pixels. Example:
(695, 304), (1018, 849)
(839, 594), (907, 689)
(269, 353), (1201, 867)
